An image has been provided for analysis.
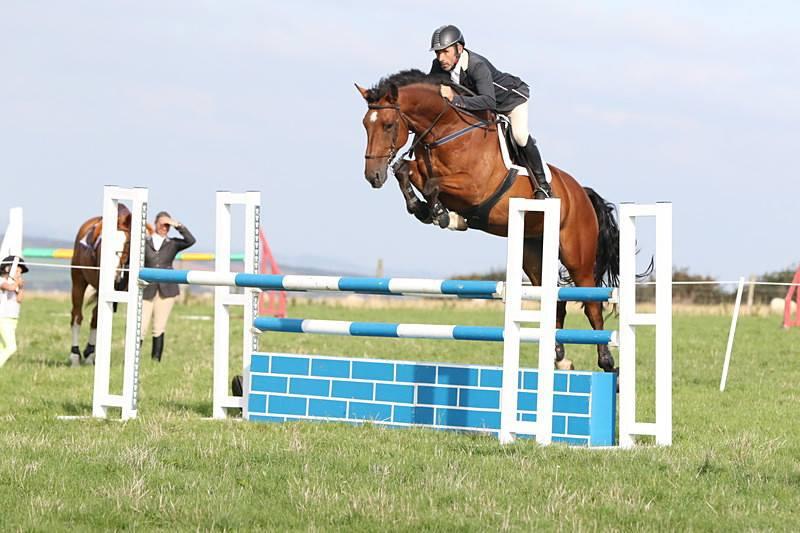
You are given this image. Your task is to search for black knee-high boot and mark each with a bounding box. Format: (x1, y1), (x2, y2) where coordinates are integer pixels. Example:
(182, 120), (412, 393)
(521, 137), (552, 199)
(152, 333), (164, 362)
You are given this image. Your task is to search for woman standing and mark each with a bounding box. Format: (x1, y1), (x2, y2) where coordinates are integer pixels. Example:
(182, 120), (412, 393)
(141, 211), (195, 362)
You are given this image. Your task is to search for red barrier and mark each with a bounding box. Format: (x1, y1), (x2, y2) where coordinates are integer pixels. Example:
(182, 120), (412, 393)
(258, 229), (287, 318)
(783, 266), (800, 328)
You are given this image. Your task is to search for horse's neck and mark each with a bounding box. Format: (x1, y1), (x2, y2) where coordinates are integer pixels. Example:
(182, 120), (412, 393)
(399, 85), (450, 130)
(400, 86), (501, 171)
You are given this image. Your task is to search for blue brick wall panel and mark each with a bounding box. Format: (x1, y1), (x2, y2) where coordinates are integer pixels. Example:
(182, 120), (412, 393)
(249, 414), (286, 423)
(268, 395), (308, 416)
(311, 358), (351, 378)
(289, 377), (331, 397)
(553, 394), (590, 415)
(518, 392), (537, 411)
(395, 364), (436, 384)
(308, 399), (348, 419)
(375, 383), (415, 404)
(418, 385), (458, 406)
(251, 354), (270, 373)
(567, 416), (590, 437)
(437, 366), (478, 386)
(552, 415), (566, 435)
(436, 408), (500, 430)
(352, 361), (395, 381)
(271, 355), (310, 376)
(553, 436), (589, 446)
(393, 405), (435, 425)
(331, 380), (374, 400)
(589, 372), (617, 446)
(251, 375), (288, 394)
(521, 371), (538, 391)
(554, 373), (568, 392)
(569, 374), (592, 394)
(248, 393), (267, 414)
(349, 402), (392, 421)
(247, 353), (617, 447)
(458, 388), (500, 409)
(480, 369), (502, 388)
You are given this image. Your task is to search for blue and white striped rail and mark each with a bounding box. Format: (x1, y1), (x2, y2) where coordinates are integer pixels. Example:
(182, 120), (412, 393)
(252, 317), (618, 346)
(139, 268), (616, 302)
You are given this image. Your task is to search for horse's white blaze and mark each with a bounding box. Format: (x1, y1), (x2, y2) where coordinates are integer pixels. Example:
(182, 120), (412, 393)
(369, 111), (378, 123)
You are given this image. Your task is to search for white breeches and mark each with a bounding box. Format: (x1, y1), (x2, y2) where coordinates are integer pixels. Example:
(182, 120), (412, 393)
(507, 102), (531, 147)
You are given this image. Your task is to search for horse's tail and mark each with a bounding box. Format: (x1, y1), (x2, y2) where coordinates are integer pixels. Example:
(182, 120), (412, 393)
(584, 187), (620, 287)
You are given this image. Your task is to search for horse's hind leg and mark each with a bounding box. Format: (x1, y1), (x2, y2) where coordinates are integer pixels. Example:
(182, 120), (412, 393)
(572, 271), (615, 372)
(69, 273), (85, 367)
(521, 238), (571, 369)
(83, 302), (98, 364)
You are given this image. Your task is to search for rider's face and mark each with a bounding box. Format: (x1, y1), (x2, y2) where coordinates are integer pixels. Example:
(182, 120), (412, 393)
(435, 44), (462, 72)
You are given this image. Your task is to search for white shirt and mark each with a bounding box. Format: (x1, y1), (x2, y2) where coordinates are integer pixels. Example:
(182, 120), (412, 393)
(152, 234), (165, 252)
(450, 50), (469, 84)
(0, 281), (20, 318)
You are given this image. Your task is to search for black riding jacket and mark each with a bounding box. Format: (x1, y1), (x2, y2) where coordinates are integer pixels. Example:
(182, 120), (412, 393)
(429, 49), (529, 114)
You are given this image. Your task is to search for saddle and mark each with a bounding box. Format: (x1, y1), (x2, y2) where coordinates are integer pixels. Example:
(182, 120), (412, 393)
(496, 116), (553, 184)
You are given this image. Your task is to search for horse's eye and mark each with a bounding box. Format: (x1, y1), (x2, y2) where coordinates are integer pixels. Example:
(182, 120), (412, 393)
(384, 123), (394, 131)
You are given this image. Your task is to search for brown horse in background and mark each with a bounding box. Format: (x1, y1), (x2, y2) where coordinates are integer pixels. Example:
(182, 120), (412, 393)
(356, 69), (620, 372)
(69, 204), (133, 367)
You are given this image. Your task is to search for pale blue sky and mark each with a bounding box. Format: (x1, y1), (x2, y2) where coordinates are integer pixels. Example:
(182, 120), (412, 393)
(1, 1), (797, 279)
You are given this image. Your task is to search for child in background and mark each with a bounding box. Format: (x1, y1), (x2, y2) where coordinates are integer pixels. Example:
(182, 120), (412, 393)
(0, 255), (28, 368)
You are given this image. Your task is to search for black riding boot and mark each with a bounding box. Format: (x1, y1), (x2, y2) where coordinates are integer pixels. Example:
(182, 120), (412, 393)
(521, 137), (552, 199)
(152, 333), (164, 362)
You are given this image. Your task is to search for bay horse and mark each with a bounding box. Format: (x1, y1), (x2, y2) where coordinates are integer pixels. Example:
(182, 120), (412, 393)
(356, 69), (620, 372)
(69, 204), (134, 367)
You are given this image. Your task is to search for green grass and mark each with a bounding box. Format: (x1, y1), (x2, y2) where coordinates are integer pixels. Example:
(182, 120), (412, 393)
(1, 296), (799, 531)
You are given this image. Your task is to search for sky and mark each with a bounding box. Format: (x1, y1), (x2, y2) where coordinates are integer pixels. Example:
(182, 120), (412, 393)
(1, 1), (798, 280)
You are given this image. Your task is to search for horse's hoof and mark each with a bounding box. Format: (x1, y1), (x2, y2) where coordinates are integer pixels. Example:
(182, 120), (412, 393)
(83, 353), (95, 366)
(555, 358), (574, 370)
(69, 353), (81, 368)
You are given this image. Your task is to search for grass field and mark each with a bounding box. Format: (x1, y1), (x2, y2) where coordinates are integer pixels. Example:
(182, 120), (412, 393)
(1, 295), (799, 531)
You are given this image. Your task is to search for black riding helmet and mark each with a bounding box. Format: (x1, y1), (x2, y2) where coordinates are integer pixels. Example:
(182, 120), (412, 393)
(430, 25), (465, 51)
(0, 255), (29, 275)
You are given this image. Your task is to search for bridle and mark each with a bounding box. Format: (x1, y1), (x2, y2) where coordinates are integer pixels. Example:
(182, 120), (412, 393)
(365, 95), (495, 163)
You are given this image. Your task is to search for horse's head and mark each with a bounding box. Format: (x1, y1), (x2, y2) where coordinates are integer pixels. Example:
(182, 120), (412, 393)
(356, 83), (410, 188)
(113, 204), (133, 289)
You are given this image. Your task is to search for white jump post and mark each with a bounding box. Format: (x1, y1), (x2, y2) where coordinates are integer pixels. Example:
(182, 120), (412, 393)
(499, 197), (560, 445)
(618, 202), (672, 447)
(92, 186), (149, 420)
(212, 191), (261, 419)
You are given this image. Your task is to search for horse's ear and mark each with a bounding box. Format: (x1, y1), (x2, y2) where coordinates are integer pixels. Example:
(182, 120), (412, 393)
(388, 83), (398, 103)
(355, 83), (370, 100)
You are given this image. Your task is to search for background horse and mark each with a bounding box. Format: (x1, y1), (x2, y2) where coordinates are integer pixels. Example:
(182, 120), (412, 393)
(69, 204), (133, 367)
(357, 69), (620, 372)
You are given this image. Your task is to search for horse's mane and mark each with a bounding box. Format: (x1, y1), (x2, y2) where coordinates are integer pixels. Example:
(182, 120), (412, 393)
(366, 69), (448, 103)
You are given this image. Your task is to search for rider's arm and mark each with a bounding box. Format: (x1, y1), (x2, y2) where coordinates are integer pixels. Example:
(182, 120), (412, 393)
(173, 224), (196, 251)
(451, 61), (496, 112)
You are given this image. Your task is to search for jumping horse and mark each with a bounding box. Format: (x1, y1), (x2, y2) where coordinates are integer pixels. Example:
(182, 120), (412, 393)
(356, 69), (620, 372)
(69, 204), (134, 367)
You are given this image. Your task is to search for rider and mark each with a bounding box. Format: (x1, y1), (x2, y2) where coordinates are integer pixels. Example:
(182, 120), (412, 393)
(428, 25), (552, 199)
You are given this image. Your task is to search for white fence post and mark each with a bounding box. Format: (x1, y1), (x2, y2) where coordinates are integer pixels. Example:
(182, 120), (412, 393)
(618, 202), (672, 447)
(92, 186), (148, 420)
(213, 191), (261, 419)
(499, 197), (560, 445)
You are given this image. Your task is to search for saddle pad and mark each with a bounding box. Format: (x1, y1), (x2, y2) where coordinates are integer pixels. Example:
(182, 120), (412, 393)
(496, 118), (553, 184)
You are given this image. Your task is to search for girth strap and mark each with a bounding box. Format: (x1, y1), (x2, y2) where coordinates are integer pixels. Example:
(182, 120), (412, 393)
(459, 168), (519, 231)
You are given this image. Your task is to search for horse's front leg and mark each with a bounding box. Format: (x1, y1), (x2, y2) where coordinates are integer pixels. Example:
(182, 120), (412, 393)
(392, 159), (432, 223)
(422, 177), (451, 229)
